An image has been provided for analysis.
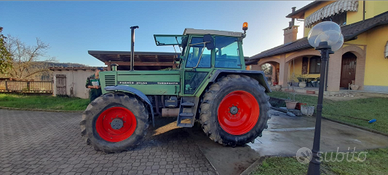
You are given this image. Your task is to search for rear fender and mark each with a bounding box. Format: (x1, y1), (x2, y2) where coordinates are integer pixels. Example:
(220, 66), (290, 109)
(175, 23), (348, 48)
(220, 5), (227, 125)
(105, 85), (155, 126)
(209, 69), (271, 93)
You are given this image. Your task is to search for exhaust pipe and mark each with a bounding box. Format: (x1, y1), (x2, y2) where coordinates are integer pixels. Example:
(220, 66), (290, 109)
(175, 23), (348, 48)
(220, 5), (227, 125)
(130, 26), (139, 71)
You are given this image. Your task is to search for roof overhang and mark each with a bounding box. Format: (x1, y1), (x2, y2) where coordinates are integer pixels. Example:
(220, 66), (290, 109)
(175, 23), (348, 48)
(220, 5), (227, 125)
(88, 51), (180, 70)
(88, 51), (179, 62)
(49, 67), (104, 71)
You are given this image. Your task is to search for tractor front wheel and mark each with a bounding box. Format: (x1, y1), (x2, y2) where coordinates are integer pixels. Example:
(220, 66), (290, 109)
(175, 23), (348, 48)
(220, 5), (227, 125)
(199, 74), (270, 146)
(80, 93), (149, 153)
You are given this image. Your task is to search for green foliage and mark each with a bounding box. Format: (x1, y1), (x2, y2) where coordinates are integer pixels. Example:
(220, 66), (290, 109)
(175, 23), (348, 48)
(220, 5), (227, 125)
(252, 157), (308, 175)
(0, 94), (89, 111)
(320, 148), (388, 175)
(296, 74), (309, 82)
(0, 27), (13, 74)
(261, 63), (273, 75)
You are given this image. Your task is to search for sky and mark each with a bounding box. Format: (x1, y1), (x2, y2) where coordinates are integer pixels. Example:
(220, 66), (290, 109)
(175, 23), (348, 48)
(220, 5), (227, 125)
(0, 1), (312, 67)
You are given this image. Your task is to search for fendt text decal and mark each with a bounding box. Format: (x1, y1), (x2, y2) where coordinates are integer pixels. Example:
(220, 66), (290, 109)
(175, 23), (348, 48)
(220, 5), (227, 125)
(118, 81), (180, 85)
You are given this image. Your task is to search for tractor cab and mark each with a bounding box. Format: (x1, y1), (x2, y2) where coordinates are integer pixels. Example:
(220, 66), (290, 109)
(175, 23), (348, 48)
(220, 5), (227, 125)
(154, 28), (247, 71)
(154, 28), (248, 96)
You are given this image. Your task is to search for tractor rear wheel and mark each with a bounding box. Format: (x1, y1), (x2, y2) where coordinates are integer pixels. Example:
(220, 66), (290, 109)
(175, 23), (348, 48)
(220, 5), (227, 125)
(80, 93), (149, 153)
(199, 74), (270, 146)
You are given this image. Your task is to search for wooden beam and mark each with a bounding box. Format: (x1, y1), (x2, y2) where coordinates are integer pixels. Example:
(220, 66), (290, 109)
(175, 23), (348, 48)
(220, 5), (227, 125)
(109, 61), (173, 66)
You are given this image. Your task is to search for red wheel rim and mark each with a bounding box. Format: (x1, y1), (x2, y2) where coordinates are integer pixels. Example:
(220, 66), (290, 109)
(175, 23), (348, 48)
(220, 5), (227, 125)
(96, 107), (137, 142)
(217, 90), (260, 135)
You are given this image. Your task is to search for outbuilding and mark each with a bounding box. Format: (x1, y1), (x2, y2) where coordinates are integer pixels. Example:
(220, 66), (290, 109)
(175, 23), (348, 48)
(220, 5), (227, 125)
(50, 67), (103, 99)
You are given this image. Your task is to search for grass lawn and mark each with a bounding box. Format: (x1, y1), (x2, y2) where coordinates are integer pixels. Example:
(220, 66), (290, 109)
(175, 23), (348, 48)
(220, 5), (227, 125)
(269, 91), (388, 134)
(252, 147), (388, 175)
(251, 91), (388, 175)
(0, 94), (89, 111)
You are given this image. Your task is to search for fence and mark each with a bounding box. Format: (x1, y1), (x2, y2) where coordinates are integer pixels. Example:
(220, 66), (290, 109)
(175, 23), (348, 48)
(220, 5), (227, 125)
(0, 81), (53, 94)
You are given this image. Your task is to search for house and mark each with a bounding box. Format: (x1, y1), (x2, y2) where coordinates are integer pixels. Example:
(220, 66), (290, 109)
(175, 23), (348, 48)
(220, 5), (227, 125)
(247, 0), (388, 93)
(50, 67), (105, 99)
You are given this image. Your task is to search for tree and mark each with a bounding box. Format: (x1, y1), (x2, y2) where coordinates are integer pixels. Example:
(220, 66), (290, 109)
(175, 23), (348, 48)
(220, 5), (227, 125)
(3, 34), (56, 80)
(261, 63), (273, 75)
(0, 27), (13, 74)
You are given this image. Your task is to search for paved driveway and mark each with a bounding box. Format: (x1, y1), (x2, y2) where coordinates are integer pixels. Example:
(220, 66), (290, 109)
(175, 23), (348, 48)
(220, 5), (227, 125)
(0, 109), (216, 175)
(2, 109), (388, 175)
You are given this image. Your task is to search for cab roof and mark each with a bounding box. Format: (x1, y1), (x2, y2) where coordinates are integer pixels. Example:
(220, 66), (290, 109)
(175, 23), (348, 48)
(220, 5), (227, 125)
(183, 28), (243, 37)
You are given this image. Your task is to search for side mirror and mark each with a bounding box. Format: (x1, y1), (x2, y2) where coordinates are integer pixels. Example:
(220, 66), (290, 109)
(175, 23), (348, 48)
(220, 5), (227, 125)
(203, 34), (215, 50)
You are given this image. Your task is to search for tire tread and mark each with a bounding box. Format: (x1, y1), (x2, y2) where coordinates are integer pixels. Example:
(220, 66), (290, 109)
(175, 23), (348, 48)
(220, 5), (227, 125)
(199, 74), (270, 146)
(80, 93), (149, 153)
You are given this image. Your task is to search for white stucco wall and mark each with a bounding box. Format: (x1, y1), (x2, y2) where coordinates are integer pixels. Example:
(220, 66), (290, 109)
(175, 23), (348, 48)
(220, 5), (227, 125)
(52, 70), (95, 99)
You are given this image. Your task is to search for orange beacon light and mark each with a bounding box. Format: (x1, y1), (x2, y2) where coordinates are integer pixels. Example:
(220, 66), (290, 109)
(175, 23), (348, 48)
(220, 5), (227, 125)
(243, 22), (248, 31)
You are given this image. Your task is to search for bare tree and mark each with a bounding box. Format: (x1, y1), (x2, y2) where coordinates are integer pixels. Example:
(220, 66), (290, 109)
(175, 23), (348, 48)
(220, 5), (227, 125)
(0, 27), (13, 74)
(3, 35), (56, 80)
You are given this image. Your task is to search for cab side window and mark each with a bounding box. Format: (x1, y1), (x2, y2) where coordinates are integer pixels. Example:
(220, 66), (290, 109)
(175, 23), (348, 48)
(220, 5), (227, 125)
(215, 36), (241, 68)
(185, 37), (211, 68)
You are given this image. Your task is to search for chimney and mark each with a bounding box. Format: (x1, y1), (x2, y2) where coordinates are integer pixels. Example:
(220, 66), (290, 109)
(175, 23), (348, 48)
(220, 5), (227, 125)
(283, 7), (299, 44)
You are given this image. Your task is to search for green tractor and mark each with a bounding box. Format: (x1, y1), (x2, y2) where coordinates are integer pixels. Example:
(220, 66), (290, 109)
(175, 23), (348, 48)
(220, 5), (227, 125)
(80, 23), (271, 153)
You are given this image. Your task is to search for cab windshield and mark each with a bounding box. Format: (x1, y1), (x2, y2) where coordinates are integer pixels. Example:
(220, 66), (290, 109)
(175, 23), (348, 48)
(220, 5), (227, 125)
(154, 35), (187, 46)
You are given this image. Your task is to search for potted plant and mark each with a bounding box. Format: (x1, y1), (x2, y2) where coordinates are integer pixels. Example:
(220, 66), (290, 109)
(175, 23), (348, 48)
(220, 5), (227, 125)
(274, 84), (282, 91)
(311, 77), (320, 87)
(288, 73), (299, 87)
(297, 74), (308, 88)
(285, 89), (298, 109)
(285, 100), (298, 109)
(350, 80), (359, 90)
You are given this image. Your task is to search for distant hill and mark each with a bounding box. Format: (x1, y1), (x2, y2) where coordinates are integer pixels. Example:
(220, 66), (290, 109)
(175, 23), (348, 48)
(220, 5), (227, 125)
(40, 62), (87, 68)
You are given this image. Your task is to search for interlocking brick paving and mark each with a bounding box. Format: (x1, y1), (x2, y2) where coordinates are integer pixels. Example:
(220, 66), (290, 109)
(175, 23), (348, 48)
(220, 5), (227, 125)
(0, 109), (216, 175)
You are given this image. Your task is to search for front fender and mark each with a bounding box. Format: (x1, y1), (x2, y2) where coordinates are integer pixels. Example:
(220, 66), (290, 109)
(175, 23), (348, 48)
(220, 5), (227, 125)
(105, 85), (155, 126)
(209, 69), (272, 93)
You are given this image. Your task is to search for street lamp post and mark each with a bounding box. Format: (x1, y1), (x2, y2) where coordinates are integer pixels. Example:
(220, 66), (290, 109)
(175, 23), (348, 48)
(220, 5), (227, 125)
(307, 21), (344, 175)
